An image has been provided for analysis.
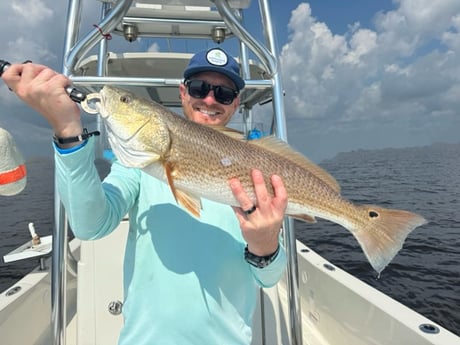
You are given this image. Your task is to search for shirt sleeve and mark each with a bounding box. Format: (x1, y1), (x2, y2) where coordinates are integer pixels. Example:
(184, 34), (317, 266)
(249, 244), (287, 288)
(54, 137), (140, 240)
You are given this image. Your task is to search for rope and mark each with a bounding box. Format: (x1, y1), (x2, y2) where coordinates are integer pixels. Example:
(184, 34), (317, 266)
(93, 24), (112, 40)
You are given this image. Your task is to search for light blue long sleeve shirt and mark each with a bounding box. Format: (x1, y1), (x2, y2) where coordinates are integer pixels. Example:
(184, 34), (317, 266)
(55, 138), (286, 345)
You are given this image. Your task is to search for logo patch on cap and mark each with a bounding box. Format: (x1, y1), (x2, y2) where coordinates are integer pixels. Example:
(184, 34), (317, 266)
(206, 49), (228, 66)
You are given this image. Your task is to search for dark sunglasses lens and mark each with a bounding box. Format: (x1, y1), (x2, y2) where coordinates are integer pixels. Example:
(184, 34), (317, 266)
(187, 80), (209, 99)
(214, 86), (236, 105)
(187, 80), (236, 105)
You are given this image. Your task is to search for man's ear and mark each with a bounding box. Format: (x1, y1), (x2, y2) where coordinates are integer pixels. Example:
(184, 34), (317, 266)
(179, 83), (186, 101)
(233, 95), (240, 111)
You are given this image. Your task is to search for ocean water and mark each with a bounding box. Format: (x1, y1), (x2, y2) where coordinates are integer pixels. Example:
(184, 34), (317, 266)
(0, 157), (54, 288)
(295, 142), (460, 337)
(1, 144), (459, 337)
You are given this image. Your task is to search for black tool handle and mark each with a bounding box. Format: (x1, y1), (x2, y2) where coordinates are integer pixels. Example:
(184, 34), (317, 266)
(0, 59), (11, 77)
(65, 86), (87, 103)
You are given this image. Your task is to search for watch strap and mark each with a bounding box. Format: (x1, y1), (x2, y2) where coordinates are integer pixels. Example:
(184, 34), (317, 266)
(53, 128), (100, 145)
(244, 244), (280, 268)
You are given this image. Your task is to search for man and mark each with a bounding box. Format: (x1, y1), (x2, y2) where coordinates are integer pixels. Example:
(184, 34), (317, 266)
(2, 48), (287, 344)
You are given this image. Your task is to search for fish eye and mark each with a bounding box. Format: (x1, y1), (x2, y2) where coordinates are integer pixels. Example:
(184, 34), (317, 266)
(120, 95), (132, 103)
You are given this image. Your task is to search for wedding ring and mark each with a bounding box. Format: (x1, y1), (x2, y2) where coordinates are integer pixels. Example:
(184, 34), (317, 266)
(243, 205), (257, 215)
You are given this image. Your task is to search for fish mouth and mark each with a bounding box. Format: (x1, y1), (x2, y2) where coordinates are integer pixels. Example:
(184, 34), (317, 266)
(105, 117), (151, 142)
(97, 89), (110, 119)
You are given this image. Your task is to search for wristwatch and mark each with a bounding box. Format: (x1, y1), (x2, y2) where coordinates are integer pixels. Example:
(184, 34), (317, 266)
(52, 128), (100, 145)
(244, 245), (280, 268)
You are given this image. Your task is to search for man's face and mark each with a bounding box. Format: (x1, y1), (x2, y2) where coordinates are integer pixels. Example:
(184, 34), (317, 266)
(179, 71), (240, 126)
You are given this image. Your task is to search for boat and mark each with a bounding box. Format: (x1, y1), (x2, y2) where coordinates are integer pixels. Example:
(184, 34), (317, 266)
(1, 1), (459, 344)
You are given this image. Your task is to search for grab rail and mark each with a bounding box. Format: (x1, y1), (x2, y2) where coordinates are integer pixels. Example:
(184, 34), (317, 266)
(215, 1), (302, 343)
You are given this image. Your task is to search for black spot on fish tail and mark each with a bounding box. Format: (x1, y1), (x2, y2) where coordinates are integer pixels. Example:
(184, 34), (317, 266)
(351, 205), (427, 273)
(369, 210), (379, 218)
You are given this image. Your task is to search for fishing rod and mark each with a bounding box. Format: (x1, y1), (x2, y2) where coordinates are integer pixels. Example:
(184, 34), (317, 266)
(0, 59), (87, 103)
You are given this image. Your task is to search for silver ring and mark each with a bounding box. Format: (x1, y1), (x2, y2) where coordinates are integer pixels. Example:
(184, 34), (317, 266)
(243, 205), (257, 215)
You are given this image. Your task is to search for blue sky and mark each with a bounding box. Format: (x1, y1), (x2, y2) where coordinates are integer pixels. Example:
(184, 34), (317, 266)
(1, 1), (460, 162)
(305, 1), (394, 33)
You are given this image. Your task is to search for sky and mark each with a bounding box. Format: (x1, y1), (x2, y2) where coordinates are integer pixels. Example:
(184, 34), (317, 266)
(1, 0), (460, 162)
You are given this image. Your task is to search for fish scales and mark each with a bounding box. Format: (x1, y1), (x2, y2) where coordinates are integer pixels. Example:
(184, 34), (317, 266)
(92, 86), (427, 274)
(166, 115), (340, 216)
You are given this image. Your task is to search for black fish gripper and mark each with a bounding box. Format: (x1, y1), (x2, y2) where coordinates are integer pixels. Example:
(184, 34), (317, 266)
(0, 60), (12, 77)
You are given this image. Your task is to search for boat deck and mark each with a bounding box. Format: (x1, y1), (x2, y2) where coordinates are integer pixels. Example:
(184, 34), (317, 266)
(1, 225), (459, 344)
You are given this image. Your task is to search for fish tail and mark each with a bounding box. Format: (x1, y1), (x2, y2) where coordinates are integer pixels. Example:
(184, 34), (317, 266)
(351, 205), (427, 274)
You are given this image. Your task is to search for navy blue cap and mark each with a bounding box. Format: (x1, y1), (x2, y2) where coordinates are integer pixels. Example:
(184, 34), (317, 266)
(183, 48), (245, 91)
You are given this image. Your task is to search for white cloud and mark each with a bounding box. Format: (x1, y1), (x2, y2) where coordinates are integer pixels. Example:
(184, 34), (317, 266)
(441, 15), (460, 51)
(279, 1), (460, 161)
(0, 1), (67, 66)
(7, 36), (57, 64)
(0, 36), (57, 105)
(11, 0), (53, 26)
(342, 29), (377, 66)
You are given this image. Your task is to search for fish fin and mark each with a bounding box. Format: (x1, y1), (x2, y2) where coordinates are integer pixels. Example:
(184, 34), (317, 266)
(175, 189), (202, 218)
(209, 126), (247, 141)
(288, 213), (317, 223)
(248, 136), (341, 193)
(164, 161), (202, 217)
(351, 205), (427, 274)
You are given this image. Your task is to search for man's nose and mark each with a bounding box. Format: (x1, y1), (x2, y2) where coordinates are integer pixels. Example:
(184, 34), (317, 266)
(201, 89), (217, 103)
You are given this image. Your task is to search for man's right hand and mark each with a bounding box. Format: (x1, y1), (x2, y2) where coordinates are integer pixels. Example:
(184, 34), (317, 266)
(1, 63), (83, 140)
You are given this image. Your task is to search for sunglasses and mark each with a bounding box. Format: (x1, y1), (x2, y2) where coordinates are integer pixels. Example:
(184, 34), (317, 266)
(184, 79), (239, 105)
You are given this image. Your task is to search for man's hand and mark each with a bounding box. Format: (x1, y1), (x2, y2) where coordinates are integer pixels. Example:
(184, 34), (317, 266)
(229, 169), (287, 256)
(2, 63), (83, 139)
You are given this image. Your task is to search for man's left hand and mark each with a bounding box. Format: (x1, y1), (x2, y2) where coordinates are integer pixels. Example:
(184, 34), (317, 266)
(229, 169), (287, 256)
